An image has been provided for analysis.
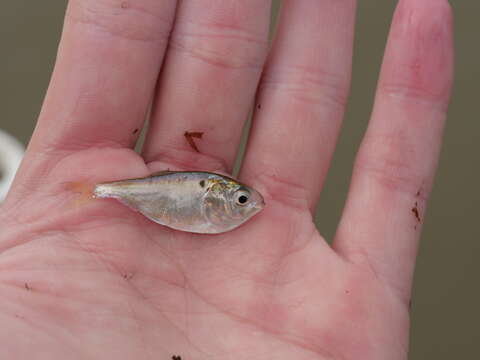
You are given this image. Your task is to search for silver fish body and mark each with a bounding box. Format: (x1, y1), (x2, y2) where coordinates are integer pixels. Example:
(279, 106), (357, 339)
(93, 171), (265, 234)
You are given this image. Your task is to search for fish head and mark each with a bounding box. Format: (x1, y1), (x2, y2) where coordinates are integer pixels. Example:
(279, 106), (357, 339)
(202, 179), (265, 231)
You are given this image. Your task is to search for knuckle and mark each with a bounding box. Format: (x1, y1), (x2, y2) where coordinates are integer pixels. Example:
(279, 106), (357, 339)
(259, 64), (350, 109)
(354, 132), (432, 197)
(66, 0), (174, 43)
(168, 21), (268, 70)
(145, 146), (231, 175)
(379, 81), (450, 110)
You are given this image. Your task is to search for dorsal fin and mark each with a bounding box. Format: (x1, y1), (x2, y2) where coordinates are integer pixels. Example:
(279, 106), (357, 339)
(149, 170), (174, 177)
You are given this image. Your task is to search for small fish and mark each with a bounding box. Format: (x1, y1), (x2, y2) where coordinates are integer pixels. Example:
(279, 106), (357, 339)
(70, 171), (265, 234)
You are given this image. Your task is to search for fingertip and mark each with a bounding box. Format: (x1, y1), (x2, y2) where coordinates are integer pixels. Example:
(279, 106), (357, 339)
(396, 0), (453, 43)
(396, 0), (453, 19)
(381, 0), (454, 106)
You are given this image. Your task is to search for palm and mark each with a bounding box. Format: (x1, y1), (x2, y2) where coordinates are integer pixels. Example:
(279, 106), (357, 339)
(1, 0), (452, 359)
(1, 148), (402, 359)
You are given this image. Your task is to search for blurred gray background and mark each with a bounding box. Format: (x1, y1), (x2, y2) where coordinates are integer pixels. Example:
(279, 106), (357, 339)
(1, 1), (478, 358)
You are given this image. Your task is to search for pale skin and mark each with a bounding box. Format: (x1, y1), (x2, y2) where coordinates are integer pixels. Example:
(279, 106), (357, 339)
(0, 0), (453, 359)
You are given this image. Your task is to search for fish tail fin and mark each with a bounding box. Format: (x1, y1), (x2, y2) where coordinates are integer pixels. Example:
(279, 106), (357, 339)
(64, 181), (96, 207)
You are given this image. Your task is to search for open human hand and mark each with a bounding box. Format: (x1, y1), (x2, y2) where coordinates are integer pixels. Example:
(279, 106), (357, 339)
(0, 0), (453, 359)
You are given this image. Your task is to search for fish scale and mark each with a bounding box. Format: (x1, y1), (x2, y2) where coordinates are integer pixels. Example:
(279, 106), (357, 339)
(92, 171), (265, 234)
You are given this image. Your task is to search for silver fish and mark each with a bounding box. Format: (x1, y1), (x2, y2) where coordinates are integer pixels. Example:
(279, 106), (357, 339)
(93, 171), (265, 234)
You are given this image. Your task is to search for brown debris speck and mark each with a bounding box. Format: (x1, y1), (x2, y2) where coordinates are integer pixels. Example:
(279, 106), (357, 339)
(123, 273), (134, 280)
(411, 201), (421, 229)
(132, 128), (139, 135)
(24, 283), (31, 291)
(121, 2), (129, 9)
(257, 103), (261, 110)
(412, 202), (420, 222)
(172, 356), (182, 360)
(184, 131), (204, 153)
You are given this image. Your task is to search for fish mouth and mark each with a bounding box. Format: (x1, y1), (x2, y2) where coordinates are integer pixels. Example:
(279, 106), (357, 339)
(252, 198), (266, 211)
(259, 195), (266, 208)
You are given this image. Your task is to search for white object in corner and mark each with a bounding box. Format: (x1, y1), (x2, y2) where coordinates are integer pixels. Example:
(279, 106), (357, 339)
(0, 129), (25, 202)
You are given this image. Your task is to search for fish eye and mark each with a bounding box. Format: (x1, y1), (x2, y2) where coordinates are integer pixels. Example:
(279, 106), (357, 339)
(235, 190), (250, 206)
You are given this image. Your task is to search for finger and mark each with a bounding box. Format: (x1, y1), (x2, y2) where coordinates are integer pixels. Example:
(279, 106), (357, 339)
(25, 0), (177, 156)
(142, 0), (271, 172)
(333, 0), (454, 302)
(240, 0), (357, 211)
(9, 0), (177, 203)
